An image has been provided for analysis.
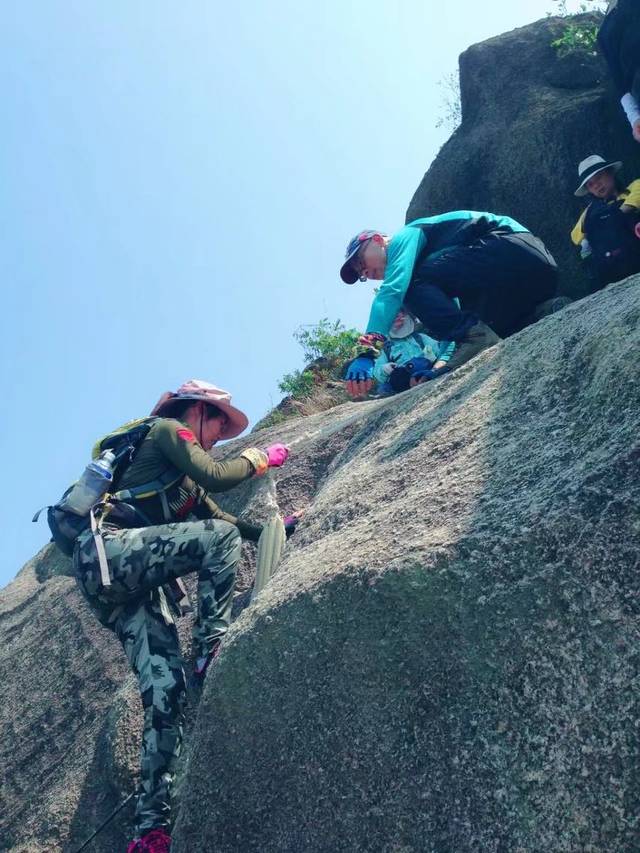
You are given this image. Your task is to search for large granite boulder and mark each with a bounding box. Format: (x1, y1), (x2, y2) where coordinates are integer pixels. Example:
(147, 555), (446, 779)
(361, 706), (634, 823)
(172, 274), (640, 853)
(2, 278), (639, 852)
(407, 15), (640, 299)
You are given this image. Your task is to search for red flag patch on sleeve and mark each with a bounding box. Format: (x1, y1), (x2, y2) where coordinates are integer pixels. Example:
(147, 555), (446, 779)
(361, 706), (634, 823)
(176, 428), (197, 443)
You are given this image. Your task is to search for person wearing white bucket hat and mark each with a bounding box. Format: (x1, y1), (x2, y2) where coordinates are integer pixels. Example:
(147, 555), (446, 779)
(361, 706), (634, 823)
(571, 154), (640, 287)
(72, 378), (294, 853)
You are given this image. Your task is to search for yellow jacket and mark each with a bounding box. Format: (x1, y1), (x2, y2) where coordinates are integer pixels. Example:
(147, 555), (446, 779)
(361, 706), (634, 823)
(571, 179), (640, 245)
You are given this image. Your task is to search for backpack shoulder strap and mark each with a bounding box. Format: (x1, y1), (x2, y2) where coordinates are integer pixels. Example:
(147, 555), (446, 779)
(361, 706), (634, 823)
(92, 417), (158, 459)
(111, 469), (183, 502)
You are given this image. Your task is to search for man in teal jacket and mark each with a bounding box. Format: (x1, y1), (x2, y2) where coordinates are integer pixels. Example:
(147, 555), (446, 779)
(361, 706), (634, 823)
(340, 211), (558, 396)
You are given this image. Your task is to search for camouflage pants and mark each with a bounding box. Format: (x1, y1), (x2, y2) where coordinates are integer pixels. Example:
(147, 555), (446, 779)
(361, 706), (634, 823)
(74, 518), (241, 832)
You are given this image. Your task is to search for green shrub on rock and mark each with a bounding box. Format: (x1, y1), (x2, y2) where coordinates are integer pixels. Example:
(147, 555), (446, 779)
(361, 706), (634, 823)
(293, 318), (360, 368)
(277, 319), (360, 399)
(278, 369), (316, 399)
(549, 1), (604, 57)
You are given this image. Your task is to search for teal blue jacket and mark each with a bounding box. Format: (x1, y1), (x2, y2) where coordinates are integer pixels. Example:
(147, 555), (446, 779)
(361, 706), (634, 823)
(372, 333), (454, 383)
(366, 212), (528, 336)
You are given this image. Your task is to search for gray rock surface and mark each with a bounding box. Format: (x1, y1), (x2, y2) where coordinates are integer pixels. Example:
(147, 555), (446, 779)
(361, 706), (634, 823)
(2, 277), (639, 851)
(173, 277), (640, 852)
(0, 547), (137, 852)
(407, 15), (640, 299)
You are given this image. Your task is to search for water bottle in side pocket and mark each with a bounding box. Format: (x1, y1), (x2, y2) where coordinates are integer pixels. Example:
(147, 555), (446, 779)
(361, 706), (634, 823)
(59, 450), (116, 516)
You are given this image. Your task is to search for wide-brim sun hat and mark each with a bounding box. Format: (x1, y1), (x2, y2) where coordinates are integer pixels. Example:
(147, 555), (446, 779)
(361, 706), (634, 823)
(575, 154), (623, 197)
(150, 379), (249, 439)
(340, 229), (382, 284)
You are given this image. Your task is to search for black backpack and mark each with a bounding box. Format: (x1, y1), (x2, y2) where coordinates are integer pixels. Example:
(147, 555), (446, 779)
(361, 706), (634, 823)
(34, 418), (181, 557)
(583, 199), (640, 283)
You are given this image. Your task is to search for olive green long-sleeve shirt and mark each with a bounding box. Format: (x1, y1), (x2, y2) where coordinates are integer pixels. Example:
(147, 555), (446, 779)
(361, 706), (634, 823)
(112, 418), (263, 541)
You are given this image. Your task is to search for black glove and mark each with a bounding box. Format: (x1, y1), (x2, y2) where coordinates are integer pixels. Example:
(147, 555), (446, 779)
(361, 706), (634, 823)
(406, 356), (433, 381)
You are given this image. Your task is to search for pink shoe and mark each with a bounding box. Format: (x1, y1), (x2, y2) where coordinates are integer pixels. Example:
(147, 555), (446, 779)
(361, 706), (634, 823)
(127, 828), (172, 853)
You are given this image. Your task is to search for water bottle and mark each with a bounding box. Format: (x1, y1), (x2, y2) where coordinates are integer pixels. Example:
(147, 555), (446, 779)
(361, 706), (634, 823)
(59, 450), (116, 516)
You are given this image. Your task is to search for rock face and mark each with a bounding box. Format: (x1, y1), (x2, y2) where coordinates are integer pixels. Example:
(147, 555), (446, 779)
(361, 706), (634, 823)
(3, 277), (640, 852)
(0, 547), (138, 853)
(407, 15), (640, 299)
(171, 277), (640, 852)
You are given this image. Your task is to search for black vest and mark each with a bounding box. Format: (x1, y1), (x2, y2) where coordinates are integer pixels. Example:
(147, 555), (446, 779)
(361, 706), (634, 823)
(583, 199), (640, 281)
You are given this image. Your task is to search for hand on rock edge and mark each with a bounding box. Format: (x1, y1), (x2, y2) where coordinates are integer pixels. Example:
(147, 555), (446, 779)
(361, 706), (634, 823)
(633, 119), (640, 144)
(410, 366), (450, 386)
(345, 377), (375, 398)
(265, 443), (290, 467)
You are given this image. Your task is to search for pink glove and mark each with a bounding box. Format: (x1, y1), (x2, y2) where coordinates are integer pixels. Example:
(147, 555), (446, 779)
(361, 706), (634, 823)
(265, 443), (289, 467)
(635, 221), (640, 240)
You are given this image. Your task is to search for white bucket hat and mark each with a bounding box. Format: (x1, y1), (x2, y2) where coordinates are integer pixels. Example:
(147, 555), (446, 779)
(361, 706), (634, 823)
(389, 310), (416, 339)
(575, 154), (623, 197)
(150, 379), (249, 439)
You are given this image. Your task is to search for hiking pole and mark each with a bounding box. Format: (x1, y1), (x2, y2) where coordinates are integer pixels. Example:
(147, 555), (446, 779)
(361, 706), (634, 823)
(72, 792), (134, 853)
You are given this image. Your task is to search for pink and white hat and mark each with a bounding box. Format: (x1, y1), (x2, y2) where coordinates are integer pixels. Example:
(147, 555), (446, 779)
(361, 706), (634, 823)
(150, 379), (249, 439)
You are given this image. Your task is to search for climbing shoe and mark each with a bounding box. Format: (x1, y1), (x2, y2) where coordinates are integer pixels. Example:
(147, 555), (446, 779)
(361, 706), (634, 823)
(193, 640), (222, 681)
(445, 321), (501, 372)
(127, 828), (172, 852)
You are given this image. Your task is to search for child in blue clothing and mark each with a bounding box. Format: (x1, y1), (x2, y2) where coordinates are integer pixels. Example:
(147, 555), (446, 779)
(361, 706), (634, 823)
(372, 309), (455, 395)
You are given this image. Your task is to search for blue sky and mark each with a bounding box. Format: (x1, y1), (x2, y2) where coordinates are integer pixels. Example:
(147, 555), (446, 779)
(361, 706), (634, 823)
(1, 0), (574, 586)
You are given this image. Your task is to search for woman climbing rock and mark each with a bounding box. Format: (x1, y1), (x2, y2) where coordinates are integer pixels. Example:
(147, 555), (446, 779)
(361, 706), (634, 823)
(71, 379), (293, 852)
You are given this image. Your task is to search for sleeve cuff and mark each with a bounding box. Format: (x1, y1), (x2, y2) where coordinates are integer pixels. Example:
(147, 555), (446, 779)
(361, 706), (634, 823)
(621, 93), (640, 127)
(241, 448), (269, 477)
